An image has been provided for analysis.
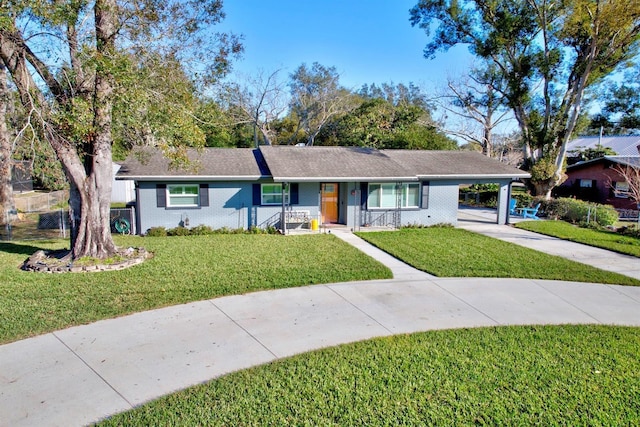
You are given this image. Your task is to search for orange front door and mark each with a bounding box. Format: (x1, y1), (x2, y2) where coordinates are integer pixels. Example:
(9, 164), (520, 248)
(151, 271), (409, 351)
(321, 183), (339, 224)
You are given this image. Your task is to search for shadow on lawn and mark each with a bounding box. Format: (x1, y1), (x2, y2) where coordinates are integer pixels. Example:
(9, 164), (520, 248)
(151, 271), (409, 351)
(0, 241), (63, 257)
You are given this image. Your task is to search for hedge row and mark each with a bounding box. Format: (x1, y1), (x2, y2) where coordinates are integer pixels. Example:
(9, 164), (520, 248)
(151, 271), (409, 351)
(145, 225), (278, 237)
(541, 198), (619, 227)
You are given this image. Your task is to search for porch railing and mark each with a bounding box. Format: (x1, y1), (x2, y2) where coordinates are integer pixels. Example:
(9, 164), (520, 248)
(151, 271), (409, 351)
(259, 212), (282, 230)
(360, 209), (400, 229)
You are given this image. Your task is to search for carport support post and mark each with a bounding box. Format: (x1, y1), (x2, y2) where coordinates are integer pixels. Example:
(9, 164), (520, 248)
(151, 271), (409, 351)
(496, 182), (510, 225)
(281, 182), (287, 235)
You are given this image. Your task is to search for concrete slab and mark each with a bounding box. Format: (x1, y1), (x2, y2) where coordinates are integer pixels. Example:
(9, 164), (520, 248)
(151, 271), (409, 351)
(213, 284), (393, 358)
(329, 280), (497, 333)
(0, 333), (130, 427)
(435, 278), (601, 325)
(55, 300), (276, 407)
(612, 284), (640, 302)
(534, 281), (640, 326)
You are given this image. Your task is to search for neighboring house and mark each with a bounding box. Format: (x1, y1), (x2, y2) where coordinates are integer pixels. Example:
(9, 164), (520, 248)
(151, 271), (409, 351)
(116, 146), (530, 235)
(111, 163), (135, 204)
(557, 155), (640, 210)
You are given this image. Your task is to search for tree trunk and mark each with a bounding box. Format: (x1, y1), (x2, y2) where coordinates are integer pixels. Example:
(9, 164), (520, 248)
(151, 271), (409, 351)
(0, 64), (14, 226)
(533, 180), (554, 200)
(65, 0), (118, 259)
(482, 122), (492, 157)
(2, 21), (118, 259)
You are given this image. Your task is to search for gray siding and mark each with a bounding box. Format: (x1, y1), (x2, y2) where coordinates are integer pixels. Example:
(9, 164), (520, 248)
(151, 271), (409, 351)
(137, 182), (254, 233)
(253, 182), (321, 228)
(399, 181), (459, 226)
(137, 181), (323, 234)
(346, 181), (460, 228)
(136, 178), (499, 233)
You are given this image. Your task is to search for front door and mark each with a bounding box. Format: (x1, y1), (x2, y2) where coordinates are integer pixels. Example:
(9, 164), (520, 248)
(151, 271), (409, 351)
(321, 183), (339, 224)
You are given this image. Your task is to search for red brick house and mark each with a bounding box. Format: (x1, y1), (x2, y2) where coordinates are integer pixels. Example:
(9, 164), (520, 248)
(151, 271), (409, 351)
(557, 156), (640, 210)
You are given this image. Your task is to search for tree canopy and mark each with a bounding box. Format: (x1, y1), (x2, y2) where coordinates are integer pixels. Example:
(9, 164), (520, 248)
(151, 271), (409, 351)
(0, 0), (242, 258)
(411, 0), (640, 197)
(587, 65), (640, 135)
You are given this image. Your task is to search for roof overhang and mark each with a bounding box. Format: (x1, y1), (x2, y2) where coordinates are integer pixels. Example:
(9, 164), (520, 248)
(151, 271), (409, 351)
(417, 173), (531, 180)
(272, 176), (418, 183)
(116, 175), (265, 181)
(567, 155), (640, 170)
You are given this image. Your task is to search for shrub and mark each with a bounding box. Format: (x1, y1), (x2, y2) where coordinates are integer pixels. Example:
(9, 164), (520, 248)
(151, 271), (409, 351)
(511, 192), (533, 208)
(590, 205), (619, 227)
(459, 187), (498, 206)
(470, 183), (499, 192)
(145, 226), (167, 237)
(403, 223), (454, 229)
(543, 198), (618, 227)
(189, 225), (215, 236)
(265, 225), (279, 234)
(144, 225), (281, 237)
(167, 226), (191, 236)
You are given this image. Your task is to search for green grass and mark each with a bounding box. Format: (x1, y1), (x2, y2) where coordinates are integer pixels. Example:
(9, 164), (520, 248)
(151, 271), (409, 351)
(98, 325), (640, 426)
(516, 220), (640, 257)
(356, 227), (640, 286)
(0, 234), (391, 344)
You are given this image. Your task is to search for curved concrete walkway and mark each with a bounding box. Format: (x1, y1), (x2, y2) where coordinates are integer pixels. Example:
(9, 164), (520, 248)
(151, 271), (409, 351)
(2, 224), (640, 426)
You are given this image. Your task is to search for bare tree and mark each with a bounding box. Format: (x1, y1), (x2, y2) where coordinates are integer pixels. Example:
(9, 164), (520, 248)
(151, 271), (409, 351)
(220, 69), (288, 147)
(611, 162), (640, 209)
(289, 63), (356, 146)
(433, 65), (513, 157)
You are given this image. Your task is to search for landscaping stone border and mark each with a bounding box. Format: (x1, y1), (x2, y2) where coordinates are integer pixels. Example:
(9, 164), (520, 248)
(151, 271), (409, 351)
(21, 247), (152, 273)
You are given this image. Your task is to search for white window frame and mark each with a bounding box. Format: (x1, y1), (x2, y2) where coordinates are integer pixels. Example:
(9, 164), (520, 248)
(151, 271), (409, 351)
(614, 181), (630, 198)
(368, 183), (420, 209)
(261, 183), (289, 206)
(401, 183), (420, 208)
(167, 184), (200, 207)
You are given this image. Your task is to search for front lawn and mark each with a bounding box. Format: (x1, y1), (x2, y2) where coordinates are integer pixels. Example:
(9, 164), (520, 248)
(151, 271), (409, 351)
(356, 227), (640, 286)
(0, 234), (391, 344)
(515, 220), (640, 257)
(98, 325), (640, 426)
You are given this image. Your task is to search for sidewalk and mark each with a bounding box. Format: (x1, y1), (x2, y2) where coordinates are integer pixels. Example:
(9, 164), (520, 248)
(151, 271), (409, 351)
(2, 220), (640, 426)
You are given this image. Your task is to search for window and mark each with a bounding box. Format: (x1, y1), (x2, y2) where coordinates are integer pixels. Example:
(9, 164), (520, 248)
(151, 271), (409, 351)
(614, 181), (630, 198)
(261, 183), (289, 205)
(579, 179), (594, 188)
(402, 183), (420, 208)
(167, 184), (199, 207)
(368, 183), (420, 209)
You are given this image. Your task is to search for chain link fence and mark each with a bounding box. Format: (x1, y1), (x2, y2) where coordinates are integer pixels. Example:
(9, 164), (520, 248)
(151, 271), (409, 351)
(2, 191), (136, 241)
(14, 190), (68, 213)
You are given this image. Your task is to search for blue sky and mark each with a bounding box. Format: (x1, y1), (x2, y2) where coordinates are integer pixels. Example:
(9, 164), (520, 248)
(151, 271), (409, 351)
(217, 0), (473, 91)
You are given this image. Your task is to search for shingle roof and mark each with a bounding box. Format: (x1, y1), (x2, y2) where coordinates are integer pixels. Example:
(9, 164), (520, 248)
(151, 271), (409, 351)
(259, 146), (415, 182)
(117, 146), (530, 182)
(380, 150), (530, 179)
(116, 147), (268, 181)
